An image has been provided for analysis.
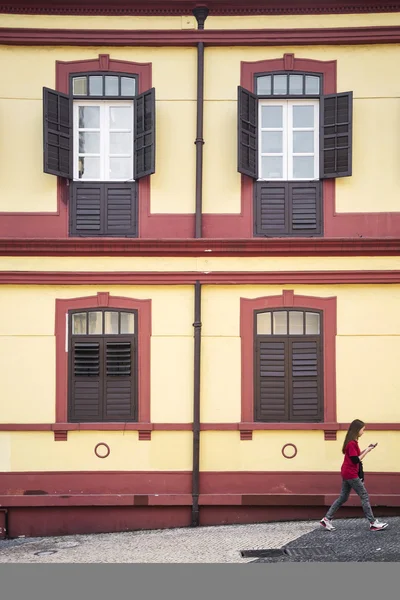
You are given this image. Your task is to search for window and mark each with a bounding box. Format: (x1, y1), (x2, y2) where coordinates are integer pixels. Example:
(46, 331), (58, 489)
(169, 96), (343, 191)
(69, 309), (137, 422)
(254, 309), (322, 422)
(43, 69), (156, 237)
(238, 70), (353, 237)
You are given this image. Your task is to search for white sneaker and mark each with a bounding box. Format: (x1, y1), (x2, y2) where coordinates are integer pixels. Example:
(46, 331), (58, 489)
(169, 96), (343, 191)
(320, 517), (336, 531)
(370, 520), (388, 531)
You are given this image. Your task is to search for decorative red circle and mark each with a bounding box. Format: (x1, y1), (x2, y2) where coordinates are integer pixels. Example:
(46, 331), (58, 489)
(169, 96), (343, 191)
(282, 443), (297, 459)
(94, 443), (110, 459)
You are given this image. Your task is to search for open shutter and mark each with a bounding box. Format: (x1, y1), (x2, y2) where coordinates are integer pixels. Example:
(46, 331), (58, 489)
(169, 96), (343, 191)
(104, 339), (136, 420)
(70, 183), (103, 236)
(321, 92), (353, 178)
(134, 87), (156, 179)
(289, 338), (322, 422)
(43, 87), (72, 179)
(70, 339), (102, 422)
(256, 339), (288, 422)
(237, 86), (258, 179)
(289, 182), (322, 236)
(105, 183), (137, 236)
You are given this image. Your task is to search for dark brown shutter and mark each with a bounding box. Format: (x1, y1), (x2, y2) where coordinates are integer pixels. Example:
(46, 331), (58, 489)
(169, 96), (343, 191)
(43, 87), (72, 179)
(290, 338), (322, 422)
(255, 339), (288, 422)
(134, 87), (156, 179)
(69, 339), (102, 422)
(70, 183), (103, 236)
(105, 183), (137, 236)
(289, 182), (321, 235)
(237, 86), (258, 179)
(254, 182), (288, 236)
(321, 92), (353, 178)
(104, 339), (136, 420)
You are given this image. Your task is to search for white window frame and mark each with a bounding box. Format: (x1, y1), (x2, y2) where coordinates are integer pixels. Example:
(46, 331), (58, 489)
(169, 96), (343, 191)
(258, 99), (319, 182)
(73, 100), (134, 182)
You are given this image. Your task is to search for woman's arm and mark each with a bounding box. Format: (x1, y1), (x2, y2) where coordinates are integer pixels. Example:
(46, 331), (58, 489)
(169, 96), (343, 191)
(359, 444), (377, 460)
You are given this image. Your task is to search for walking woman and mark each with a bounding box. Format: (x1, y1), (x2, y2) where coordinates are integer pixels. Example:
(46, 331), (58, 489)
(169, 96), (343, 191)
(320, 419), (388, 531)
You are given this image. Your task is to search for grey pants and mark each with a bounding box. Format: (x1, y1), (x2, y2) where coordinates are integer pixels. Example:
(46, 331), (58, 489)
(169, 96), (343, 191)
(325, 478), (375, 523)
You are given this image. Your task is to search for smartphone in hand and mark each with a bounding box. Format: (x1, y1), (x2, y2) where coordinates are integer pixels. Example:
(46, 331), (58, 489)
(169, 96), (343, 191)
(369, 443), (378, 448)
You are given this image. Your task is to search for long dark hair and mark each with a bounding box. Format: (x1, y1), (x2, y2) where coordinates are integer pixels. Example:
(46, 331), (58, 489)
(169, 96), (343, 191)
(342, 419), (365, 454)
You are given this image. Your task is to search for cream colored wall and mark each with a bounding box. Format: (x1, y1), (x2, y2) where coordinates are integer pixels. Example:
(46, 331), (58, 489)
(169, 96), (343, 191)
(0, 14), (197, 30)
(0, 46), (196, 213)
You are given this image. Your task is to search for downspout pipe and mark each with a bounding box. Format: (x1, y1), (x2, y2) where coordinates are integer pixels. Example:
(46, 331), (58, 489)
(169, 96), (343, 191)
(193, 6), (209, 238)
(191, 281), (202, 527)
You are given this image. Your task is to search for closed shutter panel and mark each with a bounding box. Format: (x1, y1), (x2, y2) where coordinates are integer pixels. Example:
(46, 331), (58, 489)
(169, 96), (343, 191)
(237, 86), (258, 179)
(134, 88), (156, 179)
(70, 183), (103, 236)
(255, 182), (288, 236)
(321, 92), (353, 178)
(104, 339), (136, 420)
(290, 338), (322, 422)
(70, 339), (102, 422)
(43, 87), (72, 179)
(289, 182), (321, 236)
(256, 339), (288, 421)
(105, 183), (137, 236)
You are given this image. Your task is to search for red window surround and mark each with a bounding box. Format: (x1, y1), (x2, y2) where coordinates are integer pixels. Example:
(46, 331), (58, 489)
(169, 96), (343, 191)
(240, 290), (337, 440)
(55, 292), (151, 440)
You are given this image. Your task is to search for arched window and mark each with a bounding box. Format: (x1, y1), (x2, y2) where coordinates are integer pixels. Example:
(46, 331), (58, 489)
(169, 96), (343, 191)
(69, 308), (137, 422)
(254, 308), (323, 423)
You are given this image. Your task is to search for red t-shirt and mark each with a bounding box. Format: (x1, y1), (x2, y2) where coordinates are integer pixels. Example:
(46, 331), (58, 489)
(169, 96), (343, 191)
(341, 439), (361, 480)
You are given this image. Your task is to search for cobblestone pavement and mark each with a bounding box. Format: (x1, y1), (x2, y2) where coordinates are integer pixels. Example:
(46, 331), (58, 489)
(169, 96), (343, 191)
(0, 517), (399, 563)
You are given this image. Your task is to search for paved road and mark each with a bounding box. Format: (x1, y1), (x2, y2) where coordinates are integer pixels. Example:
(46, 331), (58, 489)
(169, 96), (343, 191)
(0, 517), (399, 563)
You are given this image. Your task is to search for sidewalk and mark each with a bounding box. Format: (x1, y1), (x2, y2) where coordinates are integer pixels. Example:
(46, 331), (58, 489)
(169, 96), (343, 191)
(0, 517), (399, 563)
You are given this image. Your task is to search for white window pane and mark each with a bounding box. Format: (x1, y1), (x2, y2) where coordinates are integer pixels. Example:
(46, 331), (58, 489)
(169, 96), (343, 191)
(88, 311), (102, 335)
(273, 311), (287, 335)
(293, 105), (314, 128)
(105, 76), (119, 96)
(289, 311), (304, 335)
(289, 74), (303, 95)
(109, 106), (132, 129)
(89, 76), (103, 96)
(261, 156), (283, 179)
(72, 313), (87, 335)
(293, 156), (314, 179)
(261, 131), (282, 153)
(257, 75), (271, 95)
(306, 312), (320, 334)
(273, 74), (287, 95)
(120, 313), (135, 334)
(257, 312), (271, 335)
(73, 77), (87, 96)
(79, 132), (100, 154)
(105, 311), (119, 334)
(79, 106), (100, 128)
(79, 156), (100, 180)
(293, 131), (314, 153)
(121, 77), (136, 96)
(110, 132), (132, 155)
(109, 157), (133, 180)
(261, 105), (283, 128)
(305, 76), (320, 95)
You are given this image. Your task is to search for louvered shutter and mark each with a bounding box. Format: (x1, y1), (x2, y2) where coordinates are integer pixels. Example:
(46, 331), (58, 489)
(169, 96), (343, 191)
(289, 182), (322, 236)
(255, 339), (288, 421)
(321, 92), (353, 178)
(43, 87), (72, 179)
(255, 182), (288, 235)
(134, 88), (156, 179)
(70, 183), (103, 236)
(104, 338), (136, 420)
(237, 86), (258, 179)
(105, 183), (137, 236)
(290, 338), (322, 422)
(69, 339), (102, 422)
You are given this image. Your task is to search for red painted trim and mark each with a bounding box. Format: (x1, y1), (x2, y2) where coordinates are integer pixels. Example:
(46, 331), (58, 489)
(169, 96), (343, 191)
(240, 292), (337, 423)
(5, 26), (400, 47)
(1, 238), (400, 256)
(2, 1), (400, 16)
(1, 270), (400, 285)
(55, 292), (151, 424)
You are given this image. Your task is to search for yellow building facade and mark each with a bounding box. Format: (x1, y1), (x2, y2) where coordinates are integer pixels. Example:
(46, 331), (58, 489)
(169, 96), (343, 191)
(0, 0), (399, 537)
